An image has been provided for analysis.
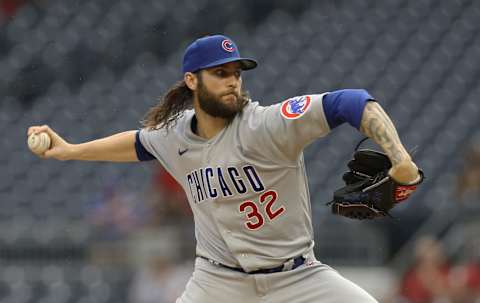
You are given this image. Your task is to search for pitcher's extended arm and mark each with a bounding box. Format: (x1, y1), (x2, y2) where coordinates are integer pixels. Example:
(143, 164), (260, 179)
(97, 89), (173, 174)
(27, 125), (139, 162)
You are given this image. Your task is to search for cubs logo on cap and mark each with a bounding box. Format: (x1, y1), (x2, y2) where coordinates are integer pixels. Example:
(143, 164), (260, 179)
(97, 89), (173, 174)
(221, 39), (234, 52)
(280, 96), (312, 119)
(182, 34), (257, 73)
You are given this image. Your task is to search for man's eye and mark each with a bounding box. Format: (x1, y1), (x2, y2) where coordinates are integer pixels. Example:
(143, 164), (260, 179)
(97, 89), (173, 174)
(215, 70), (225, 77)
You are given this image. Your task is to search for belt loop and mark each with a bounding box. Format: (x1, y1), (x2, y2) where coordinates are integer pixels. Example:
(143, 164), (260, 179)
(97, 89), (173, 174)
(282, 258), (295, 271)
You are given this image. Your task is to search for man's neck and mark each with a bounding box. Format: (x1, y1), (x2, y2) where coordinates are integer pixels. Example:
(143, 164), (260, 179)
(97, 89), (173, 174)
(193, 104), (228, 140)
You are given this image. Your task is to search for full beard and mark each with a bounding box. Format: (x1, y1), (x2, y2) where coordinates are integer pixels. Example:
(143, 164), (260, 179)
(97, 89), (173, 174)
(197, 82), (247, 122)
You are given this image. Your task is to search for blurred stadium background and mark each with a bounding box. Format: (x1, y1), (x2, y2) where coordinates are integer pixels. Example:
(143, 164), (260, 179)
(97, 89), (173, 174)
(1, 0), (480, 302)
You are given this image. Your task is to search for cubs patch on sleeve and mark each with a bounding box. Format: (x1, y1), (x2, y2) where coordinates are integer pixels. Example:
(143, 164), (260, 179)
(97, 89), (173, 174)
(238, 93), (329, 164)
(280, 96), (312, 120)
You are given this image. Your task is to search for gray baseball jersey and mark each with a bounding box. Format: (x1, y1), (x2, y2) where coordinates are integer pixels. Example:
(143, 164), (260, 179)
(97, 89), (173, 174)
(139, 93), (329, 273)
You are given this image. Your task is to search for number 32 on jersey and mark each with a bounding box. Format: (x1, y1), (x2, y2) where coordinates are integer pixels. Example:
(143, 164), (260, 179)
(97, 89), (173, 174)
(239, 190), (285, 230)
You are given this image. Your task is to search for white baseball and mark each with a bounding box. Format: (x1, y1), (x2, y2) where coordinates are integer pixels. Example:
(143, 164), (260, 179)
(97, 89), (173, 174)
(28, 132), (51, 154)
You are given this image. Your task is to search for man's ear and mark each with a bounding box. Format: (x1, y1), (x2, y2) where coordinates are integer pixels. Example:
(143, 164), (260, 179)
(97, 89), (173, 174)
(184, 72), (198, 91)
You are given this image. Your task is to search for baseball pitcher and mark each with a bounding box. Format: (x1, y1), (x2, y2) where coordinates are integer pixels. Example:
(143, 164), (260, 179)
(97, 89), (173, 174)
(28, 35), (422, 303)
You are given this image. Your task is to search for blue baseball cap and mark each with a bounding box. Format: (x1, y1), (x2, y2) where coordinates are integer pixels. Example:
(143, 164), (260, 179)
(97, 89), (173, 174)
(182, 35), (258, 74)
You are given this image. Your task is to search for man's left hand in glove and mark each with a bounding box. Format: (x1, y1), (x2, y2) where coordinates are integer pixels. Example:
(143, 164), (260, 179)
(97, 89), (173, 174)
(328, 142), (424, 220)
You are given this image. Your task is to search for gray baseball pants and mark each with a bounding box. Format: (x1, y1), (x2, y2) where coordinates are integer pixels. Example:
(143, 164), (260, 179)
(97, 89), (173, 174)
(176, 256), (378, 303)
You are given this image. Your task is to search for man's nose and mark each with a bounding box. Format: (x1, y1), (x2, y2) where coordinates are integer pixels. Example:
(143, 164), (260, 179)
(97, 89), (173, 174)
(226, 75), (239, 88)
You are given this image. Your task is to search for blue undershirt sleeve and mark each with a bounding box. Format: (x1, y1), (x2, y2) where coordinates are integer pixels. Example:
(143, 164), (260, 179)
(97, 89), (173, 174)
(322, 89), (375, 130)
(135, 131), (156, 161)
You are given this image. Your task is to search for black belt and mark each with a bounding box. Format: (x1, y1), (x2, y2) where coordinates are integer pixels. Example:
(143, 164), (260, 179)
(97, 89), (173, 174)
(197, 255), (305, 274)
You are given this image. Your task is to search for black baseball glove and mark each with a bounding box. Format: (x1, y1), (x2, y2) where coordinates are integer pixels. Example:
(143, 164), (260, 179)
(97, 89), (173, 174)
(327, 139), (424, 220)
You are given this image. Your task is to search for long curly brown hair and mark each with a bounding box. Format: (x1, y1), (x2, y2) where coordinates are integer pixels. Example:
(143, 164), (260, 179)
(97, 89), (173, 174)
(141, 73), (250, 130)
(141, 80), (193, 130)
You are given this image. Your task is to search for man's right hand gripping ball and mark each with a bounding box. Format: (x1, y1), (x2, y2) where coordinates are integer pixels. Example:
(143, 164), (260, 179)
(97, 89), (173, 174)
(328, 146), (424, 220)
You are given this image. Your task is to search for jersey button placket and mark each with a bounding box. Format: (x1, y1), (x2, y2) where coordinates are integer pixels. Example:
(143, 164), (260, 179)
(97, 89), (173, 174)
(222, 229), (232, 240)
(205, 144), (212, 163)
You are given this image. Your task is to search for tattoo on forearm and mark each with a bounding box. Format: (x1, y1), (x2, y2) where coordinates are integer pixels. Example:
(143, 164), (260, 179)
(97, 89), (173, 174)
(360, 102), (409, 166)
